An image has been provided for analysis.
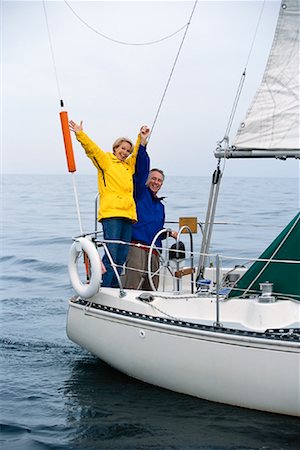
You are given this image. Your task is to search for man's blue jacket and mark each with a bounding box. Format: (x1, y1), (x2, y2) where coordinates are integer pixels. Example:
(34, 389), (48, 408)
(132, 145), (165, 248)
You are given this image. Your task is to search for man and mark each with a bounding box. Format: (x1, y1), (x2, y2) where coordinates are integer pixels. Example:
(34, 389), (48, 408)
(123, 129), (177, 290)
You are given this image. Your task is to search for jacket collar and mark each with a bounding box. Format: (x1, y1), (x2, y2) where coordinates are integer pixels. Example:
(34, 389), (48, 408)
(148, 186), (166, 202)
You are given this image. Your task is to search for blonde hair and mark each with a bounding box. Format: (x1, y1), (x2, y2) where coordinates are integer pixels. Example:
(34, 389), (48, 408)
(112, 137), (134, 154)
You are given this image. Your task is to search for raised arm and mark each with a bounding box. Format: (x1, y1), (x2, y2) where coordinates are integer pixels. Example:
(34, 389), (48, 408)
(69, 119), (108, 169)
(69, 120), (83, 133)
(134, 147), (150, 198)
(127, 125), (150, 173)
(140, 125), (150, 146)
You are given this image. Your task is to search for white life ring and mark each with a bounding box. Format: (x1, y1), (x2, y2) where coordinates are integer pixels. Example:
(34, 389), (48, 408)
(68, 237), (102, 299)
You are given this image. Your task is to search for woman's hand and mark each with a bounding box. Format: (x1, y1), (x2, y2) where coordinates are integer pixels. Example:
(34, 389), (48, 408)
(139, 125), (150, 145)
(69, 120), (83, 133)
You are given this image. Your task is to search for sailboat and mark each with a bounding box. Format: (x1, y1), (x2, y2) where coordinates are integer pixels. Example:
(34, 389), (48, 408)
(66, 0), (300, 417)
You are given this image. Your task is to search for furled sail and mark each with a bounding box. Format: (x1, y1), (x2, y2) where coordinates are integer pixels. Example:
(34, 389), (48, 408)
(228, 212), (300, 301)
(217, 0), (300, 159)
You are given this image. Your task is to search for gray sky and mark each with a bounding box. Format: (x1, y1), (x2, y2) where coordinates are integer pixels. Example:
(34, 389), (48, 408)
(2, 0), (299, 177)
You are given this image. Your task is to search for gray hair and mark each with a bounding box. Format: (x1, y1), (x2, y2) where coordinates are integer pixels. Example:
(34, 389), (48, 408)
(147, 168), (165, 184)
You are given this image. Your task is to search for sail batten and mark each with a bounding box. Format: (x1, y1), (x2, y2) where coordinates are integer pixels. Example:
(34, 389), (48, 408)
(216, 0), (300, 159)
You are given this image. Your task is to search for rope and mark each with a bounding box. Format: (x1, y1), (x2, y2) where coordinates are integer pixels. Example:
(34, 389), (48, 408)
(45, 0), (198, 145)
(71, 173), (83, 235)
(42, 1), (63, 102)
(148, 0), (198, 143)
(139, 299), (181, 321)
(63, 0), (189, 46)
(43, 1), (84, 236)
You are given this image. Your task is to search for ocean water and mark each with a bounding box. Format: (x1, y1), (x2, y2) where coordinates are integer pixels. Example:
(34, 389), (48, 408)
(1, 174), (299, 450)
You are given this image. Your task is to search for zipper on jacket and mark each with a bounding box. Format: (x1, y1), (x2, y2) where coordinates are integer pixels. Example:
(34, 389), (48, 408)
(93, 157), (106, 187)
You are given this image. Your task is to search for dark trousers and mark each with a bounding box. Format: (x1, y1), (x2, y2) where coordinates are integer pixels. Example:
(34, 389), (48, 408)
(101, 218), (132, 288)
(123, 245), (160, 290)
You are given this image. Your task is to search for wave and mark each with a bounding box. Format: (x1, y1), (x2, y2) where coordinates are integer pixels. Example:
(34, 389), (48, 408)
(0, 296), (67, 304)
(0, 255), (15, 263)
(0, 422), (72, 450)
(0, 422), (31, 435)
(1, 275), (37, 284)
(29, 236), (72, 246)
(2, 256), (66, 272)
(0, 336), (79, 355)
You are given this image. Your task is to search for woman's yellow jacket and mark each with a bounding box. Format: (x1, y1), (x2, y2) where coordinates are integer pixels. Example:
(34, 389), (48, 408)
(75, 131), (140, 222)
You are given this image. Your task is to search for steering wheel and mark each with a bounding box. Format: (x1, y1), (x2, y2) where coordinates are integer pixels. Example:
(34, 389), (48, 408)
(147, 229), (175, 291)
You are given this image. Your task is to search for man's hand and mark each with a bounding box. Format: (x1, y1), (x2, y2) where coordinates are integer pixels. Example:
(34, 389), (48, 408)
(140, 125), (150, 145)
(168, 230), (178, 239)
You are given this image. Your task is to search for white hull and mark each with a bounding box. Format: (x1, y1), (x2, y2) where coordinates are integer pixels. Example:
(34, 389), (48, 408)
(65, 0), (300, 420)
(67, 290), (300, 417)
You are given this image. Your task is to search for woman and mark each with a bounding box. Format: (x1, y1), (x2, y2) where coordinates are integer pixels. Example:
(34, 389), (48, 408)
(69, 120), (150, 287)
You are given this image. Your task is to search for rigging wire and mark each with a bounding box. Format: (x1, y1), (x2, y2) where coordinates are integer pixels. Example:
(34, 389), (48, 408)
(222, 0), (266, 143)
(223, 71), (247, 143)
(244, 0), (267, 69)
(217, 0), (266, 171)
(242, 214), (300, 297)
(42, 0), (83, 235)
(42, 0), (63, 102)
(148, 0), (198, 142)
(42, 0), (198, 233)
(63, 0), (189, 46)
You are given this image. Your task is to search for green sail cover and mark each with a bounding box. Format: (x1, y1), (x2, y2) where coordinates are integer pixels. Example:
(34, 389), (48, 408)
(229, 212), (300, 300)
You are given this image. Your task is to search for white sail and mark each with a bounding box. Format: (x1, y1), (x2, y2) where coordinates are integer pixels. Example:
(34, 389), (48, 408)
(223, 0), (300, 158)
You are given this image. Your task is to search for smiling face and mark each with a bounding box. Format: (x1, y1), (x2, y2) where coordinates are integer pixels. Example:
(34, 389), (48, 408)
(112, 138), (133, 161)
(146, 169), (164, 195)
(113, 141), (133, 161)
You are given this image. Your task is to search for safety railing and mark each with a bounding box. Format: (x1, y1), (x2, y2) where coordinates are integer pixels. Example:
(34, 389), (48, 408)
(72, 229), (300, 299)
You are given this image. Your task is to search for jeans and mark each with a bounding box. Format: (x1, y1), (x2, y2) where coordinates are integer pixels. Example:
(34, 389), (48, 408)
(101, 218), (132, 288)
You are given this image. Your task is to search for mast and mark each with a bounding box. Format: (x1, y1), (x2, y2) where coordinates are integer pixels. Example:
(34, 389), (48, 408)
(197, 0), (299, 282)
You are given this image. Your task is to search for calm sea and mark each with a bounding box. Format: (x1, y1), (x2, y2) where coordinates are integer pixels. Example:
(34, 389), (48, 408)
(1, 174), (299, 450)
